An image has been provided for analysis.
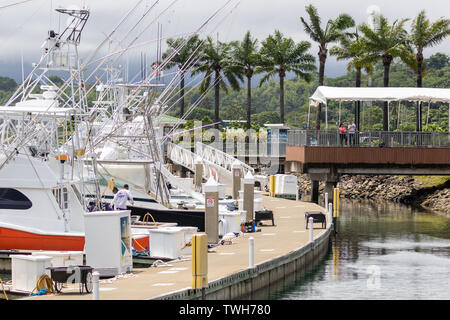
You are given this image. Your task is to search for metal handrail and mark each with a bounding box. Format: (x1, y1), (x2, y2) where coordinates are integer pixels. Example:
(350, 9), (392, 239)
(287, 130), (450, 148)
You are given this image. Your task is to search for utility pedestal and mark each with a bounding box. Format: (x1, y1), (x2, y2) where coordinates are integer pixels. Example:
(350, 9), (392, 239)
(195, 157), (203, 193)
(243, 171), (255, 222)
(204, 177), (219, 244)
(232, 160), (242, 200)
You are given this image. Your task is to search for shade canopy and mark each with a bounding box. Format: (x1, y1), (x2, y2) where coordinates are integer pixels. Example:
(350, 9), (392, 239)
(310, 86), (450, 106)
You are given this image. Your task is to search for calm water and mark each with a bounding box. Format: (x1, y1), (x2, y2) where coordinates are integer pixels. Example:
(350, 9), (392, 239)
(269, 199), (450, 300)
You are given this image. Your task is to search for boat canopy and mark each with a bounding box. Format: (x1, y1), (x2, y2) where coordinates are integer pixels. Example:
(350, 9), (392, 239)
(309, 86), (450, 106)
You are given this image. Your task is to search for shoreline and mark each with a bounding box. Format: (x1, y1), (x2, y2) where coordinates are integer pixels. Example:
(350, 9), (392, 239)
(295, 174), (450, 217)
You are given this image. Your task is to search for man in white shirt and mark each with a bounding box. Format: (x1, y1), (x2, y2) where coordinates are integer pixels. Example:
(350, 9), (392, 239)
(348, 120), (357, 146)
(112, 186), (133, 210)
(123, 184), (134, 206)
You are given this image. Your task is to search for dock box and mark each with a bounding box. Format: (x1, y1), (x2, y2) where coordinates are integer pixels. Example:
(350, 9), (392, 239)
(84, 210), (132, 277)
(11, 255), (52, 293)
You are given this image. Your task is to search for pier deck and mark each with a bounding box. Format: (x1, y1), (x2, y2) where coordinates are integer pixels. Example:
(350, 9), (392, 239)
(26, 196), (328, 300)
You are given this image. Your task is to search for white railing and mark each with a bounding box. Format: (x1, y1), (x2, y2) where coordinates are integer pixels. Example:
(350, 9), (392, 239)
(195, 142), (254, 176)
(167, 142), (252, 187)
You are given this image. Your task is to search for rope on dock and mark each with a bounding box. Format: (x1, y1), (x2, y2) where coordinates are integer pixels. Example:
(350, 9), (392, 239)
(30, 274), (55, 296)
(0, 278), (8, 300)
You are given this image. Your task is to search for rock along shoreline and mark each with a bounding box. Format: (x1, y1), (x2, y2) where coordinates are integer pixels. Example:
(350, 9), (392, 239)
(295, 174), (450, 217)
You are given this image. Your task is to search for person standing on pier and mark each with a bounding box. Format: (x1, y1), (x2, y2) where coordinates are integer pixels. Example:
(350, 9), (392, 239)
(339, 123), (347, 146)
(348, 120), (356, 146)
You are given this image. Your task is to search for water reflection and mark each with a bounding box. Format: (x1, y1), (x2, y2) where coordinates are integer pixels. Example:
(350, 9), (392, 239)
(268, 199), (450, 300)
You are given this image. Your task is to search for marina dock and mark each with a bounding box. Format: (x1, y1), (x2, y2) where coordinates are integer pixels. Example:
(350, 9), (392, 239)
(25, 196), (331, 300)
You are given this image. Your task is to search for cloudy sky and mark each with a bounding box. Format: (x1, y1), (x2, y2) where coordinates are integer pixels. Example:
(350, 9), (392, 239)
(0, 0), (449, 82)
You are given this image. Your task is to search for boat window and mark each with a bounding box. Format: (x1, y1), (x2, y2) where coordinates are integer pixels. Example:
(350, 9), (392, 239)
(0, 188), (33, 210)
(52, 187), (69, 210)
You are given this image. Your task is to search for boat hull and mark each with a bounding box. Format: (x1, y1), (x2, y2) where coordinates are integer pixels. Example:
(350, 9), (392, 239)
(0, 227), (85, 251)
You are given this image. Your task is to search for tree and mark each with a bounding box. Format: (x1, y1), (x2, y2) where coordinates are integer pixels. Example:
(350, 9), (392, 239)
(162, 35), (203, 117)
(229, 31), (260, 132)
(409, 10), (450, 131)
(192, 36), (242, 128)
(0, 76), (17, 91)
(359, 13), (411, 131)
(300, 4), (355, 129)
(330, 29), (373, 130)
(258, 30), (315, 124)
(427, 52), (449, 70)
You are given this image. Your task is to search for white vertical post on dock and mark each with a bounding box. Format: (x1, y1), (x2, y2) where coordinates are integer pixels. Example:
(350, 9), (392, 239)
(328, 203), (333, 227)
(324, 192), (328, 209)
(309, 217), (314, 243)
(92, 271), (99, 300)
(296, 185), (299, 201)
(249, 237), (255, 268)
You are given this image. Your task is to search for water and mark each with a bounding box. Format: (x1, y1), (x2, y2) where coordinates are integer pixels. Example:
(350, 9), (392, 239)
(269, 199), (450, 300)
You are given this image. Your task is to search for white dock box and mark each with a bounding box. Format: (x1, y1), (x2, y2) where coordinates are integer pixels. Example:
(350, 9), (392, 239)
(219, 212), (241, 236)
(179, 226), (199, 255)
(148, 227), (186, 259)
(31, 251), (84, 267)
(12, 255), (52, 293)
(84, 210), (132, 277)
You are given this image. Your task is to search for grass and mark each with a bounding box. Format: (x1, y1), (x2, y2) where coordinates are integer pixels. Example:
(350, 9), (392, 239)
(413, 176), (450, 188)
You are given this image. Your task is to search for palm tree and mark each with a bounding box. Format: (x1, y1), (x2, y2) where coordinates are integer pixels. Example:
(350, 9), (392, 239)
(229, 31), (260, 132)
(330, 30), (374, 130)
(300, 4), (355, 129)
(258, 30), (316, 124)
(409, 10), (450, 131)
(359, 13), (411, 131)
(192, 36), (242, 128)
(162, 35), (203, 117)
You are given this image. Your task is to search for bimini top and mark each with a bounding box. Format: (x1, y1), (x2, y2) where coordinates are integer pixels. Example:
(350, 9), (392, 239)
(309, 86), (450, 106)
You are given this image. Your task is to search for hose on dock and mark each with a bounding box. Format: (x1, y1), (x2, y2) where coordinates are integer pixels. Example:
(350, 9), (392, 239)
(142, 212), (157, 225)
(30, 274), (55, 296)
(0, 278), (8, 300)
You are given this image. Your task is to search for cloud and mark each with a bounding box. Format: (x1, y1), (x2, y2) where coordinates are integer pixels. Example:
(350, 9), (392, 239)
(0, 0), (449, 81)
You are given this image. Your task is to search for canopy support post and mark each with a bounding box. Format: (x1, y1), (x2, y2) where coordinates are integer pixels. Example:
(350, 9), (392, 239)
(338, 101), (342, 125)
(307, 103), (311, 129)
(325, 103), (328, 130)
(426, 101), (430, 128)
(387, 101), (390, 131)
(397, 101), (401, 130)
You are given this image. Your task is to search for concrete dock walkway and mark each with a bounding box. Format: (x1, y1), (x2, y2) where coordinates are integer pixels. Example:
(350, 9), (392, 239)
(26, 196), (329, 300)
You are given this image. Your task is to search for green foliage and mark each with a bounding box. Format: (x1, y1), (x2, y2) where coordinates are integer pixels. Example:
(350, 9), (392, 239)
(252, 111), (280, 125)
(48, 75), (64, 87)
(427, 53), (449, 69)
(423, 123), (447, 132)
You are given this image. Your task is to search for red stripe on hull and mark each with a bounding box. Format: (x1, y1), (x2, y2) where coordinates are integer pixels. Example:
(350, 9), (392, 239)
(0, 227), (85, 251)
